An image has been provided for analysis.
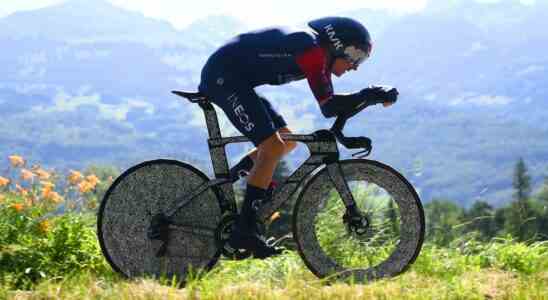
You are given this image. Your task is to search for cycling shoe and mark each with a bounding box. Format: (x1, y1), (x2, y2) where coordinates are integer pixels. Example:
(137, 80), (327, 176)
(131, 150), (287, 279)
(228, 227), (283, 259)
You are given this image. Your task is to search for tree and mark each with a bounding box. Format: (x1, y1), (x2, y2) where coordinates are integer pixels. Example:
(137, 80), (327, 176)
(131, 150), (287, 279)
(532, 175), (548, 241)
(506, 158), (536, 241)
(424, 199), (464, 246)
(464, 200), (497, 240)
(513, 157), (531, 202)
(537, 175), (548, 204)
(494, 206), (508, 235)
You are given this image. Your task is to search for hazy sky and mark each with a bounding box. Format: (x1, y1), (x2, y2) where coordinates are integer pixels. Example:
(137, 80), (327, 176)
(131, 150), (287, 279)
(0, 0), (537, 29)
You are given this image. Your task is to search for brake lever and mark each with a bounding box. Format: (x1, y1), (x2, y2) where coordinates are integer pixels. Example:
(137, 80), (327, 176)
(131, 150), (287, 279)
(348, 136), (372, 158)
(331, 112), (373, 158)
(352, 148), (371, 158)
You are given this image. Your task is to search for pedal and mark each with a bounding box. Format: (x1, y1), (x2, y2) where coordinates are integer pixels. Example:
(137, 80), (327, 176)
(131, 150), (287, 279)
(266, 233), (293, 247)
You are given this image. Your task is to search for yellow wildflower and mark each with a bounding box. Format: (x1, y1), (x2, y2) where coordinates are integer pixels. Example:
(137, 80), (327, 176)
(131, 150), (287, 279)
(42, 186), (63, 203)
(11, 203), (24, 212)
(0, 176), (10, 187)
(15, 184), (28, 196)
(34, 168), (51, 180)
(40, 181), (55, 189)
(8, 155), (25, 168)
(68, 170), (83, 185)
(20, 169), (35, 181)
(0, 194), (5, 203)
(38, 220), (50, 233)
(78, 181), (93, 193)
(86, 174), (100, 186)
(49, 191), (63, 204)
(41, 186), (53, 199)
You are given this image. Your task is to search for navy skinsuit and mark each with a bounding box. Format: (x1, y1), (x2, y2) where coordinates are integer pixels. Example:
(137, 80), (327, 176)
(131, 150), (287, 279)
(198, 28), (334, 146)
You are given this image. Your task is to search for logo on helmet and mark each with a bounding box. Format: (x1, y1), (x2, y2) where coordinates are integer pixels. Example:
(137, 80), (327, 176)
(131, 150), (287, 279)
(323, 24), (344, 50)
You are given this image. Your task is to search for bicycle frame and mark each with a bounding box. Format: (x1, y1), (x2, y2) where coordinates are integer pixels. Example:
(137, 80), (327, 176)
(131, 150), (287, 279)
(99, 91), (424, 282)
(188, 98), (357, 223)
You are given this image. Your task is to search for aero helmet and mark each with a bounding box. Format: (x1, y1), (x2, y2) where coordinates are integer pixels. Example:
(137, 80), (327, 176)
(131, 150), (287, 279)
(308, 17), (372, 68)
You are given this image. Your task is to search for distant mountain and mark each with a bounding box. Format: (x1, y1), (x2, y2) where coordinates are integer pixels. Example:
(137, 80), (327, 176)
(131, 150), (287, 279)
(0, 0), (178, 46)
(0, 0), (248, 47)
(1, 0), (547, 207)
(181, 15), (249, 49)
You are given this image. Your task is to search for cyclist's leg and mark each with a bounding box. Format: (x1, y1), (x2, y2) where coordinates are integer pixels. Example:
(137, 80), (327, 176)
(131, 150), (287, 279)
(259, 96), (298, 156)
(277, 127), (298, 155)
(229, 97), (296, 182)
(204, 85), (288, 257)
(247, 131), (286, 188)
(233, 132), (286, 257)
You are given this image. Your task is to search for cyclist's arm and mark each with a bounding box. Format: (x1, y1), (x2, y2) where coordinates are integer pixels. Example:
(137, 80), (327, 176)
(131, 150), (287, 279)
(296, 46), (371, 118)
(296, 46), (400, 118)
(295, 46), (337, 118)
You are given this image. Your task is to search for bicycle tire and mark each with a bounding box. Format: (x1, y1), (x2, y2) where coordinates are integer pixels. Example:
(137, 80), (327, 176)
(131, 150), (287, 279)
(97, 159), (222, 282)
(292, 159), (424, 282)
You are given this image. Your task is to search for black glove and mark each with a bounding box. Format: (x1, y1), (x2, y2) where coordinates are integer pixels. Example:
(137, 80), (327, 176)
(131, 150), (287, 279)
(359, 85), (399, 105)
(320, 85), (399, 118)
(320, 93), (366, 118)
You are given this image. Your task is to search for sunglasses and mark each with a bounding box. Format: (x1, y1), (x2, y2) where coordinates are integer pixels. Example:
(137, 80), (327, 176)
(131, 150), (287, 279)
(343, 45), (372, 69)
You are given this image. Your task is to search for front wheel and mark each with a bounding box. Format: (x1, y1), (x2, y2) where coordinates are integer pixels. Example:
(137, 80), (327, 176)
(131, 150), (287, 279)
(293, 159), (425, 282)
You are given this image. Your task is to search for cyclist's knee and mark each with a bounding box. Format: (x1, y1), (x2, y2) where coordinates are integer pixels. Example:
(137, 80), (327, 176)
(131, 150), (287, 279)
(278, 127), (297, 153)
(258, 133), (286, 159)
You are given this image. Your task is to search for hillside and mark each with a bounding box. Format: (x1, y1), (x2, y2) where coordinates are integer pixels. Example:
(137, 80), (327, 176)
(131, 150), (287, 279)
(1, 0), (547, 206)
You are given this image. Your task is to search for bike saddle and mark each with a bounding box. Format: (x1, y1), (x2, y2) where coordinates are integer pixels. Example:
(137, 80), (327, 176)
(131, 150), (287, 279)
(171, 90), (208, 103)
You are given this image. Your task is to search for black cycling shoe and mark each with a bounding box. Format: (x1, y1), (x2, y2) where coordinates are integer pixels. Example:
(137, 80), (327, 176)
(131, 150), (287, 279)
(228, 226), (283, 259)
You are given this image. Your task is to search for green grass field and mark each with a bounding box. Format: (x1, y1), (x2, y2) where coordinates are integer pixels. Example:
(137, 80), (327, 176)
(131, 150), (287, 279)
(2, 251), (547, 300)
(1, 206), (546, 300)
(1, 173), (547, 300)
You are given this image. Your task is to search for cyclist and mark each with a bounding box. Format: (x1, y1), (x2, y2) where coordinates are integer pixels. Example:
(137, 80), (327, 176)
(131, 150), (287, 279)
(198, 16), (399, 258)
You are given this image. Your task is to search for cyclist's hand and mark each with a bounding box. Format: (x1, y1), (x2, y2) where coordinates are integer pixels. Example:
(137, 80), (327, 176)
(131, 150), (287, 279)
(359, 85), (399, 106)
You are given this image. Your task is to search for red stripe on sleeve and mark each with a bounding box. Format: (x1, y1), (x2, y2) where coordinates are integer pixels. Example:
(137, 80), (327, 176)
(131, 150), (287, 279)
(296, 46), (333, 106)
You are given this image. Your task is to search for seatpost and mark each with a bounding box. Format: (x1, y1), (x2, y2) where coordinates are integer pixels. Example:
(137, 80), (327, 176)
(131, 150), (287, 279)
(198, 100), (237, 211)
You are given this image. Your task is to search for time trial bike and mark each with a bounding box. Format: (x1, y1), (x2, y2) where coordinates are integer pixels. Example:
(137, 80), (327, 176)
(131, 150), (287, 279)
(97, 90), (425, 284)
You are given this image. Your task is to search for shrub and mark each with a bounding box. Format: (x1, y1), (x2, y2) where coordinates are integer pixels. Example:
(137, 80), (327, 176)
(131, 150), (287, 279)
(0, 194), (110, 290)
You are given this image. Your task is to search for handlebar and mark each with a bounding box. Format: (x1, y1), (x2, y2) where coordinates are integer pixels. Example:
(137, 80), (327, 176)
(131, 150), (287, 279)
(329, 101), (373, 158)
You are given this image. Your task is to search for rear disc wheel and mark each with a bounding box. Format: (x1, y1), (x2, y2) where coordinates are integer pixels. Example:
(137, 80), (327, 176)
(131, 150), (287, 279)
(97, 159), (222, 282)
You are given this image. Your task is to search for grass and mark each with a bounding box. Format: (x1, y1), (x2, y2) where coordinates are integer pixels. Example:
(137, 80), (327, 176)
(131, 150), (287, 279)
(1, 190), (547, 300)
(3, 266), (547, 299)
(1, 158), (548, 300)
(1, 244), (547, 300)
